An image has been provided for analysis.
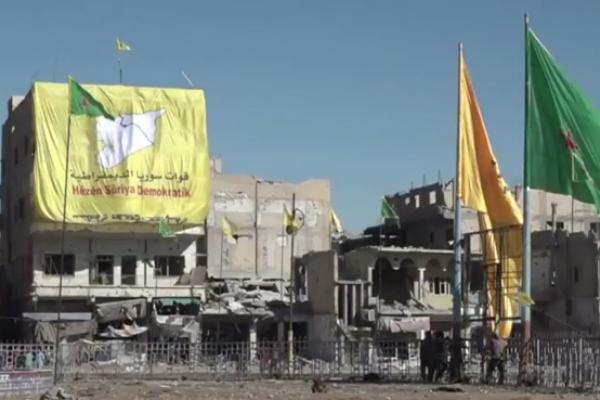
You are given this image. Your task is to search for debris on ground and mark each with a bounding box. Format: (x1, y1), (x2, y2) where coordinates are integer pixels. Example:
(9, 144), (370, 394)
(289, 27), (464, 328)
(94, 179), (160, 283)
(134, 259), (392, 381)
(11, 380), (597, 400)
(40, 386), (75, 400)
(363, 373), (382, 382)
(432, 386), (464, 393)
(311, 378), (328, 393)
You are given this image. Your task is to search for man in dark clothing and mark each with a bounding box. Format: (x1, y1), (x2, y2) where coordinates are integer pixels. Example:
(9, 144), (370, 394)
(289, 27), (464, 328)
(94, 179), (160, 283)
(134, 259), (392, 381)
(449, 336), (464, 382)
(433, 333), (449, 382)
(486, 332), (507, 384)
(419, 331), (434, 382)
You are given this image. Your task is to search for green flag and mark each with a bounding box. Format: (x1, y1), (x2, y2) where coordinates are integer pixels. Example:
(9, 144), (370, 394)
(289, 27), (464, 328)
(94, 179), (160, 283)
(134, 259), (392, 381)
(380, 197), (398, 220)
(158, 220), (175, 238)
(526, 28), (600, 210)
(69, 77), (114, 120)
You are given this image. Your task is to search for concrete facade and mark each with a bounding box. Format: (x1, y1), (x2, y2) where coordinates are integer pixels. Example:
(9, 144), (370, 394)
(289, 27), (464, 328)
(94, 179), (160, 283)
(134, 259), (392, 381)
(302, 251), (338, 352)
(531, 230), (600, 333)
(1, 92), (207, 321)
(300, 246), (482, 346)
(207, 175), (331, 280)
(386, 181), (600, 252)
(512, 187), (600, 234)
(28, 233), (201, 302)
(389, 181), (600, 334)
(385, 181), (481, 251)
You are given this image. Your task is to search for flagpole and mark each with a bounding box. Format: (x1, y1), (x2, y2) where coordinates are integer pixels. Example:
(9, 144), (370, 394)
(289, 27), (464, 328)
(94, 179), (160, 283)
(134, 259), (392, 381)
(522, 13), (532, 344)
(280, 216), (285, 301)
(288, 193), (296, 373)
(254, 180), (259, 277)
(118, 57), (123, 84)
(218, 227), (224, 311)
(377, 220), (382, 324)
(451, 42), (464, 381)
(571, 195), (575, 232)
(328, 210), (332, 250)
(452, 42), (463, 339)
(53, 110), (73, 384)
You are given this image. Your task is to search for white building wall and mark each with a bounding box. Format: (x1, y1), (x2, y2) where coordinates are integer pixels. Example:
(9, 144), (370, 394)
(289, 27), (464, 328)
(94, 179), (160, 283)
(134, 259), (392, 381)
(30, 234), (202, 300)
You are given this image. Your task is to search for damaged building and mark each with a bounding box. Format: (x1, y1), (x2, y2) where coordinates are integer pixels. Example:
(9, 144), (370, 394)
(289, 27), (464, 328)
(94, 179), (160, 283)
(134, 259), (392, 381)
(0, 89), (210, 342)
(298, 182), (486, 345)
(372, 180), (600, 337)
(299, 245), (483, 350)
(531, 229), (600, 334)
(296, 179), (600, 352)
(202, 175), (331, 344)
(383, 180), (600, 250)
(0, 87), (333, 345)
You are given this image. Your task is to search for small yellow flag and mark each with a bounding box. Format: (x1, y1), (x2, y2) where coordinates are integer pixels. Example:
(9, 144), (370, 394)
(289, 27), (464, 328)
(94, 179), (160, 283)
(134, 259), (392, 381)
(222, 216), (237, 244)
(329, 209), (343, 234)
(116, 37), (132, 52)
(283, 205), (298, 235)
(507, 291), (535, 306)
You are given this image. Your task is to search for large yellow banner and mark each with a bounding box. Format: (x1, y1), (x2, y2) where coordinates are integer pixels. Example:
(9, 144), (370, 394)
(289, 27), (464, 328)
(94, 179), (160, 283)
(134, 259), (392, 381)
(33, 82), (210, 225)
(458, 53), (523, 338)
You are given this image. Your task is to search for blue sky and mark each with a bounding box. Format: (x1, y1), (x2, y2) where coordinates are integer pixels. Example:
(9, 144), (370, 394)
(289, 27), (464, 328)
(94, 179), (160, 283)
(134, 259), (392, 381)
(2, 1), (600, 231)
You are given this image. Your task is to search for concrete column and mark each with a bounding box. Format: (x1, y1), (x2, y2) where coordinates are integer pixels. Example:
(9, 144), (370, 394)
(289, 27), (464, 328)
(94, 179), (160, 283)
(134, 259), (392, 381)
(359, 282), (364, 315)
(277, 321), (285, 343)
(367, 267), (374, 298)
(351, 284), (357, 326)
(277, 321), (285, 368)
(343, 285), (349, 326)
(418, 267), (426, 301)
(367, 339), (374, 365)
(136, 259), (145, 287)
(464, 326), (472, 360)
(114, 261), (122, 286)
(339, 336), (345, 365)
(249, 319), (258, 361)
(413, 280), (420, 300)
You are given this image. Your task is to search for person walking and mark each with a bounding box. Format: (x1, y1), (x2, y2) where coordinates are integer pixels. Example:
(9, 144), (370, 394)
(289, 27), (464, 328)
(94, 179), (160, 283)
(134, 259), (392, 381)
(419, 331), (434, 382)
(486, 332), (507, 384)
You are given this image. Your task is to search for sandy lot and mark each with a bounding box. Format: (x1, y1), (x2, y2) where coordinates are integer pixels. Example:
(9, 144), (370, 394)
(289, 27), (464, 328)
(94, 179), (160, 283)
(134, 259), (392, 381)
(14, 379), (600, 400)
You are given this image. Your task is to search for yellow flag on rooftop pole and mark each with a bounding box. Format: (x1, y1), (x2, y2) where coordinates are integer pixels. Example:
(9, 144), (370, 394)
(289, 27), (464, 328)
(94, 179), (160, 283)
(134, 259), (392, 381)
(115, 38), (131, 84)
(116, 37), (132, 52)
(459, 48), (524, 338)
(329, 208), (343, 235)
(283, 204), (298, 235)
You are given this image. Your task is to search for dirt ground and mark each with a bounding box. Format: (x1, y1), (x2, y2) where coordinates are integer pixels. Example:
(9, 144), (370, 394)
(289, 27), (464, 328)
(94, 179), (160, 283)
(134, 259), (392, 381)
(14, 379), (600, 400)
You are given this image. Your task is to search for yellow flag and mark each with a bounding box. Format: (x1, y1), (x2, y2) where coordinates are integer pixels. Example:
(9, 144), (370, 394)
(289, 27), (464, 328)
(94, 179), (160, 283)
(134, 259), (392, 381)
(329, 209), (343, 234)
(116, 37), (132, 52)
(222, 216), (237, 244)
(506, 291), (535, 306)
(459, 50), (523, 338)
(283, 205), (297, 235)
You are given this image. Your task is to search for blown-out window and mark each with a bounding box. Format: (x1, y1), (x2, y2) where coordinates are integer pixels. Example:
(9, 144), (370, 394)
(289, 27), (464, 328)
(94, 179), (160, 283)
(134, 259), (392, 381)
(155, 256), (184, 277)
(44, 254), (75, 275)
